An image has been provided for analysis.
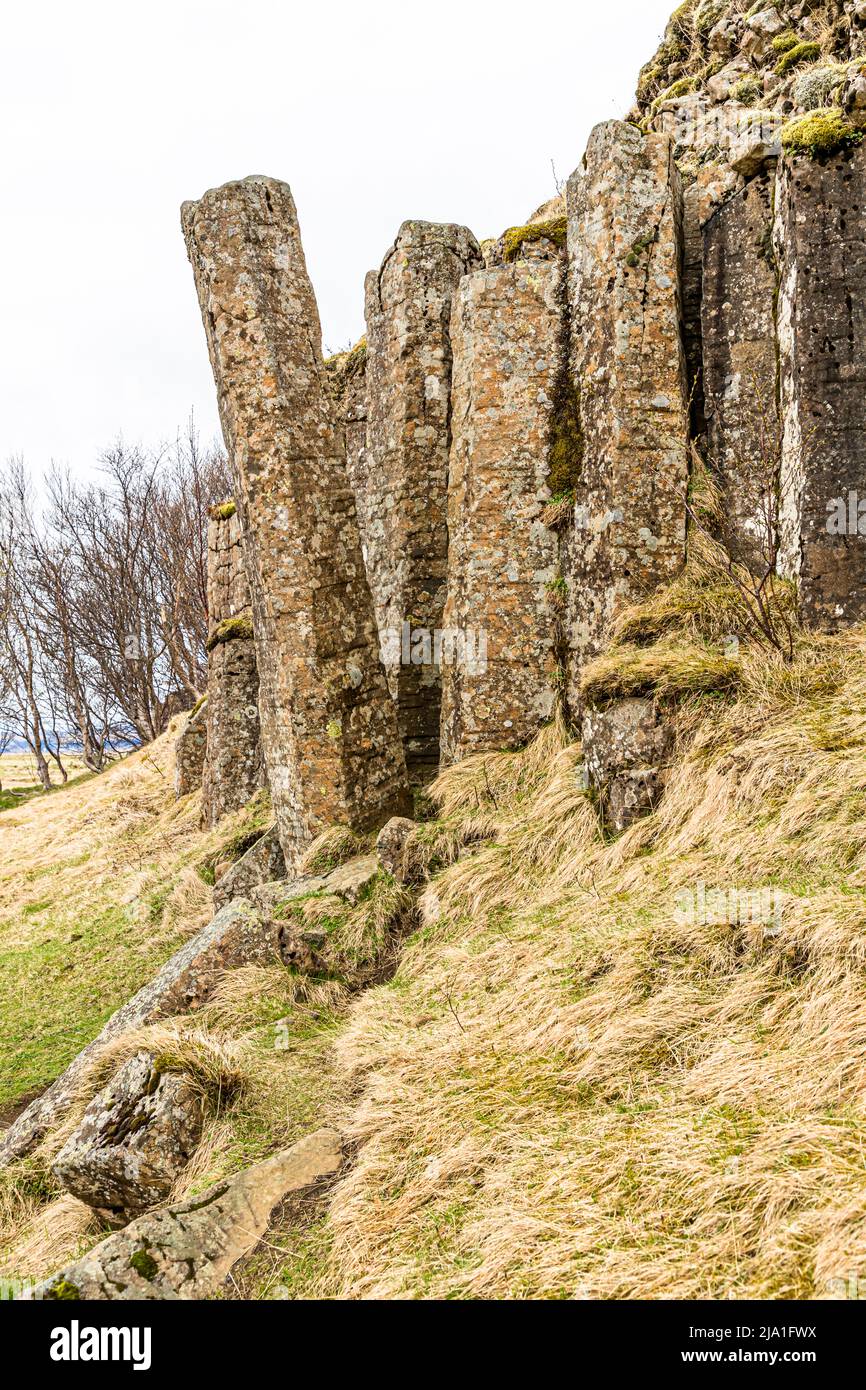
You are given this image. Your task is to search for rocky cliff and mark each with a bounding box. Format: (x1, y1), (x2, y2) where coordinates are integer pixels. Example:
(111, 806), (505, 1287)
(171, 0), (866, 851)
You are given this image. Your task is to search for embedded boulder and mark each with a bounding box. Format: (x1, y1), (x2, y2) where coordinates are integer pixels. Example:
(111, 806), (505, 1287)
(52, 1052), (204, 1221)
(26, 1130), (343, 1301)
(322, 854), (379, 905)
(248, 874), (331, 916)
(375, 816), (416, 881)
(729, 126), (781, 176)
(212, 825), (287, 911)
(583, 698), (674, 833)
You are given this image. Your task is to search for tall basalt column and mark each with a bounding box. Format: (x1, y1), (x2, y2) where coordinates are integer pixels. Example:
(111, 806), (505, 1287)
(440, 239), (563, 762)
(775, 145), (866, 629)
(326, 342), (371, 585)
(702, 171), (780, 569)
(182, 177), (410, 866)
(202, 503), (263, 828)
(564, 122), (689, 709)
(364, 221), (481, 775)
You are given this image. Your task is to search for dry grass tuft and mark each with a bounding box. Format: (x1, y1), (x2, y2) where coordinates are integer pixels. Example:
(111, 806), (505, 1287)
(401, 814), (500, 883)
(0, 1195), (102, 1285)
(580, 637), (742, 708)
(299, 825), (367, 877)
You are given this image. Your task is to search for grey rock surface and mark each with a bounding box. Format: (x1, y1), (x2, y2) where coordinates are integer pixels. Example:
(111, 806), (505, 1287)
(583, 697), (673, 832)
(27, 1129), (343, 1301)
(213, 825), (286, 911)
(52, 1052), (204, 1220)
(375, 816), (416, 881)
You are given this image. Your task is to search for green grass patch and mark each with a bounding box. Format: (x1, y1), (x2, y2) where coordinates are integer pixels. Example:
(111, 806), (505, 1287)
(0, 901), (190, 1109)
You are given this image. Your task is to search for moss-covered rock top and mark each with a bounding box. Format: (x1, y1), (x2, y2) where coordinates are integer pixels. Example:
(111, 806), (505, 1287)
(501, 216), (567, 263)
(780, 104), (866, 156)
(205, 615), (254, 652)
(210, 499), (236, 522)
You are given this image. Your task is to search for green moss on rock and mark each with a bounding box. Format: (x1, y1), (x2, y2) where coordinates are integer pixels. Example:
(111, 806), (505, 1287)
(731, 76), (762, 106)
(651, 75), (698, 112)
(780, 106), (865, 158)
(776, 41), (821, 77)
(502, 217), (567, 263)
(130, 1248), (159, 1281)
(206, 615), (254, 652)
(547, 373), (583, 498)
(694, 0), (725, 37)
(636, 0), (697, 107)
(772, 30), (801, 55)
(210, 500), (236, 521)
(46, 1278), (80, 1300)
(625, 229), (659, 269)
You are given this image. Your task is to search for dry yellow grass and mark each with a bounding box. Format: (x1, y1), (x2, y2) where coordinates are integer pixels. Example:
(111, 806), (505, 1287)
(6, 611), (866, 1299)
(0, 749), (86, 792)
(294, 635), (866, 1300)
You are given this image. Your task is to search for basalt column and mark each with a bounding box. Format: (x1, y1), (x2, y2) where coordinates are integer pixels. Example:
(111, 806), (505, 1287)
(440, 236), (563, 762)
(182, 177), (410, 867)
(774, 144), (866, 629)
(202, 502), (263, 827)
(702, 170), (780, 569)
(364, 221), (481, 775)
(564, 122), (689, 709)
(326, 341), (372, 586)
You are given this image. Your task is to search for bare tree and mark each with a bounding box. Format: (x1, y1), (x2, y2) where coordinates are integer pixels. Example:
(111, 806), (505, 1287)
(0, 424), (229, 780)
(0, 468), (53, 789)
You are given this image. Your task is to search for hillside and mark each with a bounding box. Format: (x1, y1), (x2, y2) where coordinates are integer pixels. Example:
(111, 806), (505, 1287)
(0, 731), (277, 1270)
(3, 572), (866, 1297)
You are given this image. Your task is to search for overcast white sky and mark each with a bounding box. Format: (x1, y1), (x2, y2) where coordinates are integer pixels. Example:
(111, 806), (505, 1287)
(3, 0), (674, 477)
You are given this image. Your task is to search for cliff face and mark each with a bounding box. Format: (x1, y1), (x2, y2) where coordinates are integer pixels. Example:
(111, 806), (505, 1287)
(170, 1), (866, 849)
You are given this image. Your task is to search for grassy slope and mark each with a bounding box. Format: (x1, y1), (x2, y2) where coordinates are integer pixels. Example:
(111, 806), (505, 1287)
(0, 729), (268, 1113)
(4, 593), (866, 1298)
(280, 616), (866, 1300)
